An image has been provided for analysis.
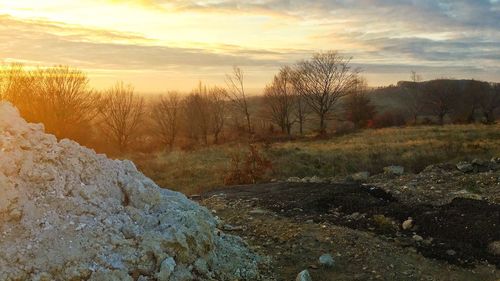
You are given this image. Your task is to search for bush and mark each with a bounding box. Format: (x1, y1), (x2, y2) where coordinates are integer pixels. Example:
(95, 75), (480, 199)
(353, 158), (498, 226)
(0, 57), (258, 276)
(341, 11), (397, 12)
(333, 121), (356, 135)
(372, 214), (398, 234)
(372, 111), (406, 128)
(224, 144), (273, 185)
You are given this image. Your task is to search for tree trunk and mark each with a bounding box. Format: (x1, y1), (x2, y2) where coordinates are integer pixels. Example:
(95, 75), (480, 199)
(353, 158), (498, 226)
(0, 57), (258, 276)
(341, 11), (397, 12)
(484, 110), (494, 124)
(467, 107), (476, 123)
(438, 113), (445, 125)
(245, 111), (252, 134)
(319, 114), (326, 135)
(214, 131), (219, 144)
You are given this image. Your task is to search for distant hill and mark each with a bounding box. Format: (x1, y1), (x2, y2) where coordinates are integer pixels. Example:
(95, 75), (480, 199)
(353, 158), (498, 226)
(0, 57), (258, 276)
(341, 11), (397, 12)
(368, 85), (407, 113)
(368, 79), (498, 116)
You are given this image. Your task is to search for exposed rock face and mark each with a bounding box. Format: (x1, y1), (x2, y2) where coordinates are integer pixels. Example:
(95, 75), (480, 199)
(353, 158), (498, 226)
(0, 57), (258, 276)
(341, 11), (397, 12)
(0, 102), (259, 281)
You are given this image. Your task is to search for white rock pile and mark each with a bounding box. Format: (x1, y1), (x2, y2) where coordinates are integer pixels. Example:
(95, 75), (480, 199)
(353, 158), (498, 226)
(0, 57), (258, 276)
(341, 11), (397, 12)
(0, 102), (260, 281)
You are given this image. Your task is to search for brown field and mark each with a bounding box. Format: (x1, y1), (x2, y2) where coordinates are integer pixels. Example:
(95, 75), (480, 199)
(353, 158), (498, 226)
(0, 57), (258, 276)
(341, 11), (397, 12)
(131, 123), (500, 195)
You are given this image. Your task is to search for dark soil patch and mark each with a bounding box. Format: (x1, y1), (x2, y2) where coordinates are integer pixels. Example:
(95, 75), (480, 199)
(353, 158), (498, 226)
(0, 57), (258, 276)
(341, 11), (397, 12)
(204, 182), (500, 267)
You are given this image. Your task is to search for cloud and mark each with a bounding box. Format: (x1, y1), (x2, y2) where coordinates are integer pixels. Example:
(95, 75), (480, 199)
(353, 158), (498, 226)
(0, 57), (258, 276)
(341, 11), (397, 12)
(105, 0), (500, 67)
(0, 14), (298, 70)
(1, 0), (499, 90)
(0, 14), (152, 44)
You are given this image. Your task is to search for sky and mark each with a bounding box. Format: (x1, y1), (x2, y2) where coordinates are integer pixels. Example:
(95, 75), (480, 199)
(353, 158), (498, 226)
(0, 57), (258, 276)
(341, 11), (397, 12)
(0, 0), (499, 93)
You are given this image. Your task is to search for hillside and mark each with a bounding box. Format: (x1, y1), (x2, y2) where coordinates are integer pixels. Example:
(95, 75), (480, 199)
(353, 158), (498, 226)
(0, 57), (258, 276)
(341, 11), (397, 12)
(132, 124), (500, 195)
(369, 79), (499, 118)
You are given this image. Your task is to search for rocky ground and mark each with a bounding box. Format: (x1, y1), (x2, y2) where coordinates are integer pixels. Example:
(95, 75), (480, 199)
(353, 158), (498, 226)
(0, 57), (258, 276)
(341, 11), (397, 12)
(2, 100), (498, 281)
(197, 159), (500, 281)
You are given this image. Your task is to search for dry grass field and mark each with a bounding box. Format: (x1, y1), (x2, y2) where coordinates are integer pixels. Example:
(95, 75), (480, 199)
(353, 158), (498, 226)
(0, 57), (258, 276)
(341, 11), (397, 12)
(131, 124), (500, 194)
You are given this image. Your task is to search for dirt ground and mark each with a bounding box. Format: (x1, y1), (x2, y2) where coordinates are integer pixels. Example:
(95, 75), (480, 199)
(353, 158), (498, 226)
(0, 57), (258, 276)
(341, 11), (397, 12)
(197, 182), (500, 281)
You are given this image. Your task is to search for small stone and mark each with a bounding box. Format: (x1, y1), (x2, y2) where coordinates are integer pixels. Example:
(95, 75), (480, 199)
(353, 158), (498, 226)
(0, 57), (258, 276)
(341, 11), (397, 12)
(8, 208), (22, 221)
(223, 224), (243, 231)
(319, 254), (335, 267)
(296, 269), (313, 281)
(249, 208), (267, 215)
(120, 225), (136, 239)
(75, 223), (86, 231)
(346, 212), (362, 220)
(189, 194), (201, 200)
(301, 177), (311, 183)
(384, 166), (404, 176)
(402, 217), (413, 230)
(446, 249), (456, 256)
(157, 257), (176, 281)
(309, 176), (324, 183)
(33, 272), (53, 281)
(352, 171), (370, 181)
(488, 241), (500, 256)
(456, 162), (473, 173)
(471, 159), (486, 166)
(412, 234), (423, 242)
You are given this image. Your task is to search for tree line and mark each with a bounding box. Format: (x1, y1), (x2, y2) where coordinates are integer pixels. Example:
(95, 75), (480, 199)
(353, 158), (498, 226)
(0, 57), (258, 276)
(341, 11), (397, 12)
(1, 51), (499, 154)
(399, 73), (500, 125)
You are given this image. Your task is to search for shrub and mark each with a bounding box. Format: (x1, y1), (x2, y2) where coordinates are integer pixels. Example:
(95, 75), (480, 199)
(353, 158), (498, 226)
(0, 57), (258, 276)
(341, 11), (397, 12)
(372, 111), (406, 128)
(224, 144), (272, 185)
(372, 214), (398, 234)
(334, 121), (356, 135)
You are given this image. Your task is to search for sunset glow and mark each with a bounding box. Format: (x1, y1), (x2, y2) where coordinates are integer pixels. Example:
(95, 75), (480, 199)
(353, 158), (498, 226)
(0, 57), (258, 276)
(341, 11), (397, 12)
(1, 0), (499, 92)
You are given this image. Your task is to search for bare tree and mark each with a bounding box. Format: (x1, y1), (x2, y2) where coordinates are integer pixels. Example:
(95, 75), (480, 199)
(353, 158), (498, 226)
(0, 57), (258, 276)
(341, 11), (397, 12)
(401, 71), (425, 124)
(344, 78), (376, 129)
(295, 94), (309, 135)
(460, 80), (490, 123)
(1, 64), (98, 142)
(37, 65), (98, 139)
(292, 51), (359, 134)
(479, 83), (500, 124)
(263, 66), (297, 135)
(410, 70), (422, 84)
(183, 83), (211, 145)
(98, 82), (144, 152)
(151, 92), (182, 149)
(225, 66), (252, 134)
(209, 86), (227, 144)
(424, 79), (458, 125)
(0, 63), (38, 120)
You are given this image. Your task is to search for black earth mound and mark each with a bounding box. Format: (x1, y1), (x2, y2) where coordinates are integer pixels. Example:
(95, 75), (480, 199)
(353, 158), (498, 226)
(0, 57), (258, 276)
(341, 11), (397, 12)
(205, 182), (500, 267)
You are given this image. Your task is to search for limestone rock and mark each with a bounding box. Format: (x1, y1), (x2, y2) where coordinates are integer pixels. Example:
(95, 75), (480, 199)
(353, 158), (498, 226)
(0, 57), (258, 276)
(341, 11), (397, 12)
(456, 161), (473, 173)
(402, 217), (413, 230)
(296, 269), (313, 281)
(351, 171), (370, 181)
(309, 176), (324, 183)
(0, 102), (260, 281)
(318, 254), (335, 267)
(158, 257), (176, 281)
(413, 234), (424, 242)
(384, 166), (404, 176)
(488, 241), (500, 256)
(287, 177), (301, 183)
